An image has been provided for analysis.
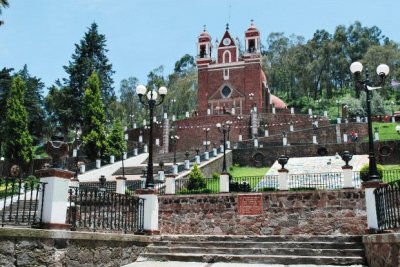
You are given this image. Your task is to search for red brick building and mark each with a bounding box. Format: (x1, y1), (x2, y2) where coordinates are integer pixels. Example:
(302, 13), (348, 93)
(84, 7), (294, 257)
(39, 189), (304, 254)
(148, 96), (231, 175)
(196, 22), (276, 116)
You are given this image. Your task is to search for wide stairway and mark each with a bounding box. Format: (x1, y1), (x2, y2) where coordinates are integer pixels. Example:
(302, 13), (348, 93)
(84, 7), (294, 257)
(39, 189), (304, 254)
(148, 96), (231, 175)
(137, 235), (367, 266)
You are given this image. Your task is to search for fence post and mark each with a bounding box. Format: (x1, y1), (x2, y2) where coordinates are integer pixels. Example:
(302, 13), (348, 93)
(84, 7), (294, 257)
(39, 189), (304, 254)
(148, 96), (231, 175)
(278, 169), (289, 190)
(158, 170), (165, 182)
(195, 156), (200, 164)
(144, 145), (148, 153)
(80, 164), (86, 173)
(172, 164), (178, 175)
(96, 159), (101, 169)
(184, 160), (190, 170)
(136, 189), (159, 234)
(165, 174), (176, 195)
(342, 165), (354, 188)
(36, 169), (75, 229)
(220, 173), (230, 193)
(116, 176), (126, 194)
(204, 151), (209, 160)
(110, 155), (115, 164)
(363, 181), (382, 231)
(213, 148), (217, 157)
(134, 148), (138, 156)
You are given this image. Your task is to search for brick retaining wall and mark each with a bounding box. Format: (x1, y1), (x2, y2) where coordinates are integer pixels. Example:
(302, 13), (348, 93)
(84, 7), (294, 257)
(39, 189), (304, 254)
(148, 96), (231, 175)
(158, 189), (367, 235)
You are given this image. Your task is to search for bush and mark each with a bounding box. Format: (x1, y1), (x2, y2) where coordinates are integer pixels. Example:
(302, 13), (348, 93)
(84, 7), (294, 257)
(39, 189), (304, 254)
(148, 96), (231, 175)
(360, 163), (384, 181)
(187, 164), (206, 190)
(212, 172), (220, 180)
(230, 181), (251, 192)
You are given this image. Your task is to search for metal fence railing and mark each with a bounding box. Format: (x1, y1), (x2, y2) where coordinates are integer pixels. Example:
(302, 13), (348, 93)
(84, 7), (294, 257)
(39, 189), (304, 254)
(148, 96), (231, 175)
(232, 175), (279, 192)
(375, 183), (400, 231)
(289, 172), (343, 190)
(1, 178), (46, 228)
(79, 181), (117, 193)
(68, 187), (144, 234)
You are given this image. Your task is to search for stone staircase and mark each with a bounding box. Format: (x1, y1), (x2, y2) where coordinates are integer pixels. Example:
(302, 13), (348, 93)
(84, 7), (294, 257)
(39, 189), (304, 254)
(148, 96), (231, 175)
(137, 235), (367, 266)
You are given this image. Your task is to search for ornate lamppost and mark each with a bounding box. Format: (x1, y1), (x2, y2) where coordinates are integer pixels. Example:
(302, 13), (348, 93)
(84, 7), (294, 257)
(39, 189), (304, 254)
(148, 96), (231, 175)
(170, 135), (179, 165)
(216, 121), (231, 173)
(350, 61), (389, 182)
(203, 128), (210, 151)
(136, 84), (167, 188)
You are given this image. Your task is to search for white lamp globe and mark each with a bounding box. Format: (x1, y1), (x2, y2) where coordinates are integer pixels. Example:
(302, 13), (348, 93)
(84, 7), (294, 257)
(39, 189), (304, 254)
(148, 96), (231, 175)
(158, 86), (168, 96)
(136, 85), (147, 96)
(147, 90), (158, 100)
(376, 64), (390, 76)
(350, 62), (363, 74)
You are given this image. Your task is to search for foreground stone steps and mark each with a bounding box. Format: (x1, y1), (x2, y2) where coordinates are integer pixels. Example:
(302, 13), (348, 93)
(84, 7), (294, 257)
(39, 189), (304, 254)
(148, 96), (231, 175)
(137, 235), (366, 266)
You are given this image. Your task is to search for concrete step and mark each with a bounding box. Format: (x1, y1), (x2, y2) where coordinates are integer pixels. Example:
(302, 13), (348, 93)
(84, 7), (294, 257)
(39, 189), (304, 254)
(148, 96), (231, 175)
(146, 245), (364, 257)
(138, 253), (366, 266)
(151, 240), (363, 250)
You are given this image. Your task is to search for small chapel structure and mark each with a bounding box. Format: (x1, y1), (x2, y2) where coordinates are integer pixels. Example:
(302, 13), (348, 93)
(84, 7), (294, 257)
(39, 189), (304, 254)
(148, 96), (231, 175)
(196, 21), (286, 116)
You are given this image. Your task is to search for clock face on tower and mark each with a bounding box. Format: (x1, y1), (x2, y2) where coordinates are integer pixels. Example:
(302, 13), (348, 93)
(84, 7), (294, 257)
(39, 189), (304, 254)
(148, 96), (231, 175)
(223, 38), (231, 46)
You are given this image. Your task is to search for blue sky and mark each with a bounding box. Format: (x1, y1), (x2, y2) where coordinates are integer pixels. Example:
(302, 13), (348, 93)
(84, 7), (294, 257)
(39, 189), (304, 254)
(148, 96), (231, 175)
(1, 0), (400, 96)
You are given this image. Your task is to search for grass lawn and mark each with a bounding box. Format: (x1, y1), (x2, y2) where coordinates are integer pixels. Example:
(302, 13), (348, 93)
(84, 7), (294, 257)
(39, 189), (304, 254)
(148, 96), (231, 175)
(228, 166), (270, 177)
(366, 122), (400, 141)
(383, 164), (400, 170)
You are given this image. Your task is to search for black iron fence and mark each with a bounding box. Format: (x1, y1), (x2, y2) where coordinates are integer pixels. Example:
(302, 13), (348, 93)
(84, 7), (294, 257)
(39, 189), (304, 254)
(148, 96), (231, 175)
(1, 178), (46, 228)
(375, 183), (400, 231)
(232, 175), (278, 192)
(80, 181), (117, 193)
(68, 187), (144, 234)
(289, 172), (343, 190)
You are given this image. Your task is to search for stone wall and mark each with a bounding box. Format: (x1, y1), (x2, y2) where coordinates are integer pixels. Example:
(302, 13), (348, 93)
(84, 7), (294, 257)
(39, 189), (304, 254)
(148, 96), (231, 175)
(158, 189), (367, 235)
(363, 233), (400, 267)
(0, 228), (155, 267)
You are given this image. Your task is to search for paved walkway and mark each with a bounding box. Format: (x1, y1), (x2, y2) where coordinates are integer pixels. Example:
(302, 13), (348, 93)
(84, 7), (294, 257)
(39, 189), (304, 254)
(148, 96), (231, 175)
(124, 261), (366, 267)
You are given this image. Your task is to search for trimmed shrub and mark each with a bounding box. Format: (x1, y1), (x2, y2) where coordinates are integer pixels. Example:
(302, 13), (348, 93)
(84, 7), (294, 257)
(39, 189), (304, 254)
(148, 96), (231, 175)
(187, 164), (206, 190)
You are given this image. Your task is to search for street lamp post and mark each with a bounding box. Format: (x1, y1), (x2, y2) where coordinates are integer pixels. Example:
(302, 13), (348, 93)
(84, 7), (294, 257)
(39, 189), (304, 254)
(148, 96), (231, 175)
(136, 84), (168, 188)
(350, 61), (389, 182)
(216, 122), (231, 173)
(203, 128), (210, 151)
(170, 135), (179, 165)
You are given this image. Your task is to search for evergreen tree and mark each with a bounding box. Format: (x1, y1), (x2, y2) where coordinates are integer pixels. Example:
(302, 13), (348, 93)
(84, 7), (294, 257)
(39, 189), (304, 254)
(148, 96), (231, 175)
(4, 76), (33, 165)
(0, 67), (13, 156)
(81, 72), (108, 161)
(187, 164), (206, 190)
(63, 22), (115, 127)
(17, 65), (46, 145)
(0, 0), (9, 26)
(105, 120), (126, 160)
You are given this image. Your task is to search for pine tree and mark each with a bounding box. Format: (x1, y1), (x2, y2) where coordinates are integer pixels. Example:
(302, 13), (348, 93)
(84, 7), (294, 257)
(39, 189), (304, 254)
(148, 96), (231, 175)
(4, 76), (33, 165)
(63, 22), (115, 127)
(81, 72), (108, 161)
(105, 120), (127, 160)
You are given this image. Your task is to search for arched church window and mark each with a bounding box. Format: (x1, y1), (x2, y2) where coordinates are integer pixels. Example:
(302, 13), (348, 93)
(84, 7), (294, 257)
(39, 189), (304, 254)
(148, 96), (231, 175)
(223, 50), (231, 63)
(200, 45), (206, 58)
(221, 85), (231, 98)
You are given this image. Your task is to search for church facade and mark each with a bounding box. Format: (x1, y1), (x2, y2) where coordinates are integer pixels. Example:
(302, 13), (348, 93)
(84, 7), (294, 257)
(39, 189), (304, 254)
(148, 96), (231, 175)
(196, 22), (273, 116)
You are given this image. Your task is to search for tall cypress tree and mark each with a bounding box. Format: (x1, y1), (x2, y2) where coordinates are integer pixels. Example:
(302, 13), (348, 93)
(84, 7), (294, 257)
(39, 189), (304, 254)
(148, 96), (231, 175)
(4, 76), (33, 165)
(63, 22), (115, 127)
(81, 72), (108, 161)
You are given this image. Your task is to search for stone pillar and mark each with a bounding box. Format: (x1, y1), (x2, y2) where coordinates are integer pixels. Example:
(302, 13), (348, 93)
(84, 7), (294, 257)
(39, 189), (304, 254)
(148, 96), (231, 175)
(356, 116), (360, 123)
(342, 166), (354, 188)
(312, 135), (317, 144)
(172, 164), (178, 175)
(96, 159), (101, 169)
(226, 141), (231, 149)
(144, 145), (148, 153)
(308, 108), (312, 116)
(364, 182), (382, 230)
(290, 107), (294, 114)
(116, 176), (127, 194)
(220, 145), (224, 153)
(110, 155), (115, 164)
(278, 169), (289, 190)
(343, 133), (348, 143)
(251, 111), (258, 138)
(204, 152), (209, 160)
(36, 169), (74, 229)
(238, 134), (242, 141)
(158, 170), (165, 182)
(80, 164), (86, 173)
(282, 137), (287, 146)
(165, 175), (176, 195)
(139, 135), (143, 143)
(195, 155), (200, 164)
(162, 118), (169, 154)
(220, 173), (230, 193)
(213, 148), (217, 157)
(136, 189), (159, 234)
(289, 125), (294, 132)
(207, 108), (211, 115)
(185, 111), (189, 118)
(254, 138), (258, 148)
(134, 148), (138, 156)
(155, 138), (160, 146)
(184, 160), (190, 170)
(264, 130), (269, 137)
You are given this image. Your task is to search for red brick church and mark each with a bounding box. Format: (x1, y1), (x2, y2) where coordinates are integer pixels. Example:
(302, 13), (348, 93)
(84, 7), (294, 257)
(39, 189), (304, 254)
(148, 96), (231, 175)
(196, 21), (286, 116)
